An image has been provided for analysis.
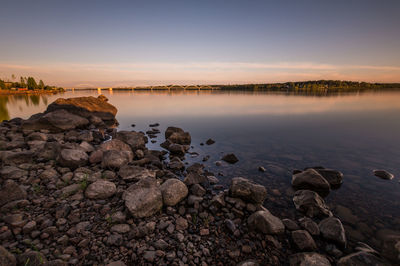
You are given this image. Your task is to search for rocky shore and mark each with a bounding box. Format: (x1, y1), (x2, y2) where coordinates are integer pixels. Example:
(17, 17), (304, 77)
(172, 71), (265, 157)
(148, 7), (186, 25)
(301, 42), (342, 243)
(0, 95), (398, 265)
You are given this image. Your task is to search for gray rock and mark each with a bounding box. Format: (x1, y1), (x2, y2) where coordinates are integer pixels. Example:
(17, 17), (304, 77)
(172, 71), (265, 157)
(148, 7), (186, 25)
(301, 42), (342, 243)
(106, 261), (127, 266)
(160, 179), (188, 206)
(190, 184), (206, 196)
(0, 245), (16, 266)
(110, 224), (130, 234)
(282, 218), (300, 231)
(58, 149), (88, 170)
(184, 172), (208, 186)
(116, 131), (147, 151)
(85, 180), (116, 199)
(292, 230), (317, 251)
(229, 177), (267, 204)
(0, 180), (27, 206)
(299, 217), (320, 236)
(102, 150), (131, 169)
(289, 252), (331, 266)
(292, 169), (330, 193)
(118, 165), (156, 181)
(315, 168), (343, 186)
(123, 177), (163, 218)
(293, 190), (332, 218)
(165, 127), (191, 145)
(247, 210), (285, 234)
(17, 251), (47, 266)
(167, 143), (186, 156)
(337, 251), (388, 266)
(237, 260), (259, 266)
(381, 233), (400, 264)
(0, 166), (28, 180)
(319, 217), (346, 247)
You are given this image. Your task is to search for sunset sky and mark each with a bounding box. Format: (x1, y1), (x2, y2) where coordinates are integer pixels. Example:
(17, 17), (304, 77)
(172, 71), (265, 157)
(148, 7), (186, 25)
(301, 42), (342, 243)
(1, 0), (399, 87)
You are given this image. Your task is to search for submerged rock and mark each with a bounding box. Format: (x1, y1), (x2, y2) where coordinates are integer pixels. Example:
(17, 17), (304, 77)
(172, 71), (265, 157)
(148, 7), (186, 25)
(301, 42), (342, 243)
(315, 168), (344, 187)
(293, 190), (332, 218)
(373, 169), (394, 180)
(229, 177), (267, 204)
(337, 251), (388, 266)
(165, 126), (191, 145)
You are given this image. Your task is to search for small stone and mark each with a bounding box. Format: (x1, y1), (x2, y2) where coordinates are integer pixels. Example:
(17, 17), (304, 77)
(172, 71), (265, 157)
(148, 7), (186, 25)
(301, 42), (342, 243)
(176, 217), (188, 230)
(221, 153), (239, 164)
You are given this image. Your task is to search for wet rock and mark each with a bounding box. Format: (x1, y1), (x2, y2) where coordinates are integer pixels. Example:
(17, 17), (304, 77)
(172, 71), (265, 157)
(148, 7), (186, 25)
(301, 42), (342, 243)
(85, 180), (116, 199)
(165, 127), (191, 145)
(282, 218), (300, 231)
(337, 251), (388, 266)
(248, 210), (285, 234)
(229, 177), (267, 204)
(116, 131), (147, 151)
(258, 166), (266, 172)
(205, 138), (215, 145)
(123, 177), (163, 218)
(293, 190), (332, 218)
(184, 172), (208, 186)
(102, 150), (131, 169)
(22, 109), (89, 133)
(160, 179), (188, 206)
(58, 149), (88, 169)
(373, 169), (394, 180)
(222, 153), (239, 164)
(292, 230), (317, 251)
(118, 165), (156, 181)
(0, 180), (27, 206)
(46, 95), (117, 125)
(315, 168), (343, 187)
(0, 245), (16, 266)
(190, 184), (206, 197)
(335, 205), (359, 225)
(289, 252), (331, 266)
(319, 217), (346, 247)
(292, 169), (330, 193)
(167, 143), (186, 156)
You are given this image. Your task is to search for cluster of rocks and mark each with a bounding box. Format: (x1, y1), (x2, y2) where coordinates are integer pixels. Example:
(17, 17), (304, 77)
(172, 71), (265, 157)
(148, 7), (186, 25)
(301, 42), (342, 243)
(0, 95), (398, 265)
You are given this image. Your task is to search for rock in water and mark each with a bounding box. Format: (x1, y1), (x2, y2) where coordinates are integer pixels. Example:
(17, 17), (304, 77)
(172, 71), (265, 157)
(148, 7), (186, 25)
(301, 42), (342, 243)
(206, 138), (215, 145)
(222, 153), (239, 164)
(85, 180), (116, 199)
(58, 149), (88, 170)
(160, 179), (188, 206)
(293, 190), (332, 218)
(381, 234), (400, 264)
(373, 169), (394, 180)
(291, 230), (317, 251)
(292, 169), (330, 193)
(247, 210), (285, 234)
(46, 95), (117, 125)
(165, 126), (191, 145)
(319, 217), (346, 247)
(123, 177), (163, 218)
(229, 177), (267, 204)
(314, 168), (343, 187)
(289, 252), (331, 266)
(22, 109), (89, 133)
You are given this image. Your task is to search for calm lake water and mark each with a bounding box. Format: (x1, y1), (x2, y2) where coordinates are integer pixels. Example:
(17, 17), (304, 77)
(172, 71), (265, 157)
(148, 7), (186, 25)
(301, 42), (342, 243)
(1, 89), (400, 251)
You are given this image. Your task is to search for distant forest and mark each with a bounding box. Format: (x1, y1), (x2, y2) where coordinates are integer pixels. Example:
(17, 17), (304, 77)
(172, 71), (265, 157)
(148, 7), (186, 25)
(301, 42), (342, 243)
(0, 75), (61, 91)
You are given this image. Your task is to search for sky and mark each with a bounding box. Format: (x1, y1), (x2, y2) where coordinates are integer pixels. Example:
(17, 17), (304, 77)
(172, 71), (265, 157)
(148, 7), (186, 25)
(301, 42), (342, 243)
(0, 0), (399, 87)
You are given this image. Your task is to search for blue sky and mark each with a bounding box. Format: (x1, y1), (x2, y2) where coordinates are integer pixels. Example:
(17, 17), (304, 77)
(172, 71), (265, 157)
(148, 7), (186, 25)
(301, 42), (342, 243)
(1, 0), (399, 86)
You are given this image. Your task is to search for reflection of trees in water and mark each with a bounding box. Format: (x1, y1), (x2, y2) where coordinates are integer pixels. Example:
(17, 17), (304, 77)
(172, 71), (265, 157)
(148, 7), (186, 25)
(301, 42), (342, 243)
(0, 94), (50, 122)
(0, 96), (10, 121)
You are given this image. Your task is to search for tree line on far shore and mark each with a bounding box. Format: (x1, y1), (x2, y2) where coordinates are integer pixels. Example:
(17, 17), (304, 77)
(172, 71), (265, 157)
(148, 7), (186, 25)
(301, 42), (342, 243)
(0, 75), (61, 91)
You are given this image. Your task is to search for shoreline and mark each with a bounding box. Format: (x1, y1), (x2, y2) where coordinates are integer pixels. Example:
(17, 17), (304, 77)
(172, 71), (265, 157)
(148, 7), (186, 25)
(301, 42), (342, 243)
(0, 95), (397, 265)
(0, 89), (64, 96)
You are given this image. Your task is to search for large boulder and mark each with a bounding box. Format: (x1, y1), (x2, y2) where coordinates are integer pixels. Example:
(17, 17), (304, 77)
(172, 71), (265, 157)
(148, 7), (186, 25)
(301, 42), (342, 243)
(289, 252), (331, 266)
(22, 109), (89, 133)
(57, 149), (88, 169)
(293, 190), (332, 218)
(46, 95), (117, 125)
(118, 165), (156, 181)
(0, 245), (16, 266)
(102, 150), (131, 169)
(98, 139), (133, 161)
(0, 180), (27, 206)
(123, 177), (163, 218)
(116, 131), (147, 151)
(165, 127), (191, 145)
(229, 177), (267, 204)
(247, 210), (285, 234)
(292, 169), (330, 193)
(160, 179), (188, 206)
(337, 251), (388, 266)
(319, 217), (346, 247)
(85, 180), (116, 199)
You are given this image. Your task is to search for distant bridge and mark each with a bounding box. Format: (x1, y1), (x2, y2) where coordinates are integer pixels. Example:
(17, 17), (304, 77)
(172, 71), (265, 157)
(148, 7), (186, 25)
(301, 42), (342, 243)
(95, 85), (218, 92)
